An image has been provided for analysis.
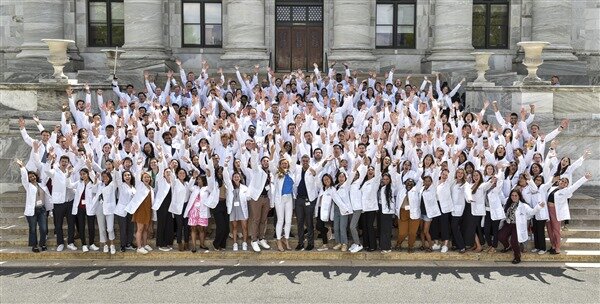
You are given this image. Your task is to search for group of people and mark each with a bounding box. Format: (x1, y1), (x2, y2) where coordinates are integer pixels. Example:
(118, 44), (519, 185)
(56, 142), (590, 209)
(16, 61), (592, 264)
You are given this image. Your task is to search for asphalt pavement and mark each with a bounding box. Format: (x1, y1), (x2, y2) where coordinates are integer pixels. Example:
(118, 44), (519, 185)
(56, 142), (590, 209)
(1, 260), (599, 303)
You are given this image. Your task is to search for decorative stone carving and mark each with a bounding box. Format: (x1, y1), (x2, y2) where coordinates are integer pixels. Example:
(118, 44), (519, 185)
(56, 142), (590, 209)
(517, 41), (550, 84)
(41, 39), (74, 80)
(102, 48), (126, 80)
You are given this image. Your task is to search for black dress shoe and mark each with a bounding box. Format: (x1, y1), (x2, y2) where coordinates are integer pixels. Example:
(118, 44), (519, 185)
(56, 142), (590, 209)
(120, 246), (126, 253)
(41, 246), (47, 252)
(459, 248), (466, 254)
(367, 248), (376, 252)
(305, 244), (314, 251)
(295, 244), (304, 251)
(511, 258), (521, 264)
(32, 247), (40, 253)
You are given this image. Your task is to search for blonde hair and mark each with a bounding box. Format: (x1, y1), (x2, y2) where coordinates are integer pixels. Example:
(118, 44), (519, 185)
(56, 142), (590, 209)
(277, 159), (290, 178)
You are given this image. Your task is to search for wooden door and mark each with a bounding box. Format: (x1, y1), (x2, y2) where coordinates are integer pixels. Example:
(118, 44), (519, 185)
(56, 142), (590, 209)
(306, 26), (323, 70)
(291, 27), (307, 71)
(275, 27), (292, 71)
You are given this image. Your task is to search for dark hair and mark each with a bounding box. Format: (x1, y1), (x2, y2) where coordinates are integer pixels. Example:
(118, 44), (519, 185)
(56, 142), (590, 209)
(504, 189), (526, 212)
(529, 163), (543, 176)
(122, 170), (135, 187)
(471, 170), (484, 194)
(27, 171), (40, 183)
(321, 173), (333, 190)
(101, 170), (113, 185)
(378, 173), (394, 210)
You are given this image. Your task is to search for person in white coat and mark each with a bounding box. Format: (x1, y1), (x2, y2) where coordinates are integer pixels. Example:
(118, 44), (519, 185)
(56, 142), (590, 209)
(393, 177), (422, 253)
(523, 174), (551, 255)
(332, 169), (353, 252)
(450, 168), (468, 253)
(184, 169), (217, 252)
(348, 160), (367, 253)
(69, 165), (97, 252)
(464, 170), (493, 252)
(223, 158), (251, 251)
(15, 159), (51, 253)
(498, 189), (544, 264)
(545, 172), (592, 254)
(358, 153), (382, 252)
(483, 170), (504, 253)
(378, 173), (396, 253)
(434, 158), (457, 253)
(314, 173), (335, 251)
(92, 170), (118, 254)
(419, 174), (441, 252)
(126, 171), (155, 254)
(170, 168), (194, 251)
(270, 151), (296, 252)
(115, 170), (136, 252)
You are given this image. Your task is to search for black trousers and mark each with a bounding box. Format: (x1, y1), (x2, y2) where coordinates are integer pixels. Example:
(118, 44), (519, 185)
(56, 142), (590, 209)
(212, 199), (229, 249)
(362, 211), (377, 250)
(532, 218), (547, 251)
(451, 215), (465, 250)
(483, 211), (500, 248)
(378, 207), (393, 251)
(316, 209), (329, 245)
(118, 214), (134, 247)
(175, 203), (190, 244)
(462, 203), (480, 248)
(53, 201), (75, 246)
(295, 197), (315, 246)
(75, 207), (95, 246)
(435, 211), (451, 241)
(156, 194), (174, 247)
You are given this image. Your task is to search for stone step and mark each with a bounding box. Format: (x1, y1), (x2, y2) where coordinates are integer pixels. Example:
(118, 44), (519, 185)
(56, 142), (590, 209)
(1, 246), (599, 263)
(569, 204), (600, 216)
(568, 215), (600, 228)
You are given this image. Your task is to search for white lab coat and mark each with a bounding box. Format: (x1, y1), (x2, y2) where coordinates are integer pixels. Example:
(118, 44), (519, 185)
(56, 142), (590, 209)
(19, 168), (51, 217)
(547, 177), (588, 221)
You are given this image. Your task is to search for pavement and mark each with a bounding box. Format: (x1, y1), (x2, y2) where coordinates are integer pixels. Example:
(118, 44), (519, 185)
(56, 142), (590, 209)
(1, 260), (599, 303)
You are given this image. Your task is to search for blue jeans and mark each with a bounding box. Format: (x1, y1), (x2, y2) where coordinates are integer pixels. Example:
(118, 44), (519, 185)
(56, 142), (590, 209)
(26, 206), (48, 248)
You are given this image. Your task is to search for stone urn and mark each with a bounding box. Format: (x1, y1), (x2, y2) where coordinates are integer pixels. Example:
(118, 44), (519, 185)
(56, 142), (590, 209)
(471, 52), (494, 83)
(517, 41), (550, 83)
(41, 39), (75, 79)
(101, 48), (126, 80)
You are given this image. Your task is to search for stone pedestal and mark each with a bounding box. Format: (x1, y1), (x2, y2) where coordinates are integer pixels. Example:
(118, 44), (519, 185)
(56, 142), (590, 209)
(220, 0), (269, 67)
(532, 0), (578, 62)
(470, 52), (494, 85)
(426, 0), (474, 72)
(328, 0), (378, 70)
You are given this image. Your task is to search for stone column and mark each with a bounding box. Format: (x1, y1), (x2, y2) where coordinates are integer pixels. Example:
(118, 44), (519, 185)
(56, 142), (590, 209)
(531, 0), (577, 61)
(328, 0), (377, 70)
(16, 0), (65, 58)
(427, 0), (474, 71)
(221, 0), (269, 65)
(121, 0), (167, 60)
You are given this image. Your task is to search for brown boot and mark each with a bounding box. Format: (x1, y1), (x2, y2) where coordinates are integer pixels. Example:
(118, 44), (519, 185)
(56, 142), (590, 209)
(277, 239), (285, 252)
(284, 238), (292, 250)
(178, 243), (184, 251)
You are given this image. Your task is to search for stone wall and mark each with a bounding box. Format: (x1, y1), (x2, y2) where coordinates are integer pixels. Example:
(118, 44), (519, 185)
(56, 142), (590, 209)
(466, 85), (600, 185)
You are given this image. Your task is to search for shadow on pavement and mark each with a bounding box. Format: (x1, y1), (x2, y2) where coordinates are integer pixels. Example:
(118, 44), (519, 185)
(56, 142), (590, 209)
(0, 265), (585, 285)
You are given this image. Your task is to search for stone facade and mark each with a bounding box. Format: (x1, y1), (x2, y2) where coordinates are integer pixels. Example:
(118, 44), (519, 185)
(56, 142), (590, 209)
(0, 0), (599, 84)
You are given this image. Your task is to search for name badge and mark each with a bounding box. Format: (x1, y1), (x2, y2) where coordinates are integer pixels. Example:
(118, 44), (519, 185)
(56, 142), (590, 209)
(234, 201), (240, 207)
(404, 205), (410, 210)
(81, 199), (86, 205)
(265, 185), (270, 191)
(305, 199), (310, 206)
(36, 200), (43, 206)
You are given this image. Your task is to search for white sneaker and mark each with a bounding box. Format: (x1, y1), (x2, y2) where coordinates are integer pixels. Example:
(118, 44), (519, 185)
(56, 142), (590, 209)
(531, 248), (539, 253)
(67, 243), (77, 251)
(228, 233), (233, 239)
(110, 245), (116, 255)
(353, 245), (364, 253)
(233, 243), (239, 251)
(103, 245), (109, 253)
(89, 244), (100, 251)
(56, 244), (64, 252)
(258, 239), (270, 249)
(381, 250), (391, 254)
(432, 244), (441, 250)
(137, 247), (148, 254)
(242, 242), (248, 251)
(441, 245), (449, 253)
(348, 244), (357, 252)
(251, 241), (261, 252)
(144, 245), (153, 251)
(158, 246), (171, 252)
(237, 233), (243, 239)
(538, 250), (546, 255)
(82, 245), (89, 253)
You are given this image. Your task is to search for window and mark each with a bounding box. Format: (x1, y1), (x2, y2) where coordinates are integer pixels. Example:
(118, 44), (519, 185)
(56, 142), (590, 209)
(182, 0), (222, 47)
(376, 1), (416, 49)
(88, 0), (124, 47)
(473, 0), (509, 49)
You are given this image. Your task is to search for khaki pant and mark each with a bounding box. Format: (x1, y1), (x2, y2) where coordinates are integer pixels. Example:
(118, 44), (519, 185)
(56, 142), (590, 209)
(397, 209), (421, 248)
(248, 196), (271, 241)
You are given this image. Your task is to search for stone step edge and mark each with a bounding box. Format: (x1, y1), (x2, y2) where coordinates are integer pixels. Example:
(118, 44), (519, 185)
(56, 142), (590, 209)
(0, 250), (599, 262)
